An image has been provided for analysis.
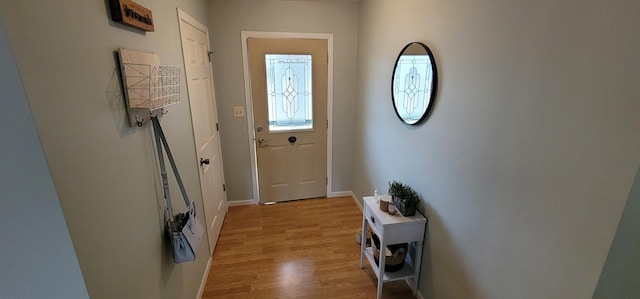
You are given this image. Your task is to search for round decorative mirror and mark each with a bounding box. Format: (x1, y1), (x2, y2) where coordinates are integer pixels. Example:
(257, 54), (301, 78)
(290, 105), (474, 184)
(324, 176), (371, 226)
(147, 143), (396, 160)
(391, 42), (438, 125)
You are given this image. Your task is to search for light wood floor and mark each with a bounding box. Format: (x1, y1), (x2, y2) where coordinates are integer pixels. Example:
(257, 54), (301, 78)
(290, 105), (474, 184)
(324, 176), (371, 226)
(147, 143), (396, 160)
(202, 196), (416, 298)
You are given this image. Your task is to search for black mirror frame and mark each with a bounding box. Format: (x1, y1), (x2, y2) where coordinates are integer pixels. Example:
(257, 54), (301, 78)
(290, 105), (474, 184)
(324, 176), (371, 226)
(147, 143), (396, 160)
(391, 42), (438, 125)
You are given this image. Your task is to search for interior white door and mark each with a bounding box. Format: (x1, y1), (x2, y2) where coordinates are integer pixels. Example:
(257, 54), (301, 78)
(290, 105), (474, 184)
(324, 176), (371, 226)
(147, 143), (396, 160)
(248, 38), (328, 203)
(178, 10), (226, 254)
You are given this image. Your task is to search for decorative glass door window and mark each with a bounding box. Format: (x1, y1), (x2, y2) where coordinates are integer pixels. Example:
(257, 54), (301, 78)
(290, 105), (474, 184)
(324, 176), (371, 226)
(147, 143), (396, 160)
(265, 54), (313, 131)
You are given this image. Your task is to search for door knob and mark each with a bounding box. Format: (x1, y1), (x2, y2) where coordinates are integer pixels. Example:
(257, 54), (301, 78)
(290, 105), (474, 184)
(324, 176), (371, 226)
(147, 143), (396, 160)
(288, 136), (297, 143)
(200, 158), (210, 166)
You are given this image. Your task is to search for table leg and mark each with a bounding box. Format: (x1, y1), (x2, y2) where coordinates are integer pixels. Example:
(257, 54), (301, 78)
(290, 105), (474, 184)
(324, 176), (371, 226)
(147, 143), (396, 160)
(377, 236), (387, 299)
(360, 213), (367, 268)
(412, 241), (423, 295)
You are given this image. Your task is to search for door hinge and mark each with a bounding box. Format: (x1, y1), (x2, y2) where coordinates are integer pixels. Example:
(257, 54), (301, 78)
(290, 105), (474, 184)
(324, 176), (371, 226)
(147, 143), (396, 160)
(326, 119), (328, 129)
(223, 184), (226, 191)
(216, 123), (219, 131)
(207, 51), (214, 62)
(326, 177), (328, 186)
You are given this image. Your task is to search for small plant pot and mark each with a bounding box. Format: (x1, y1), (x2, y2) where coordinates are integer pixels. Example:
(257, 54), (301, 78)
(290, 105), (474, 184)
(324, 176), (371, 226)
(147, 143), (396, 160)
(397, 200), (416, 216)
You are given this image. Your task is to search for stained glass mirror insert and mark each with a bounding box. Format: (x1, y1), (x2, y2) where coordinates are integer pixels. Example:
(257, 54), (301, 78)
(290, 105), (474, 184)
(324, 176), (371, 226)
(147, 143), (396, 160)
(265, 54), (313, 131)
(391, 42), (438, 125)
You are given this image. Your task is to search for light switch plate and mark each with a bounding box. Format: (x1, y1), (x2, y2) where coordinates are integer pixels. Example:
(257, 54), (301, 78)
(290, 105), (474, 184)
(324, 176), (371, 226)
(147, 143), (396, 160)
(233, 106), (245, 117)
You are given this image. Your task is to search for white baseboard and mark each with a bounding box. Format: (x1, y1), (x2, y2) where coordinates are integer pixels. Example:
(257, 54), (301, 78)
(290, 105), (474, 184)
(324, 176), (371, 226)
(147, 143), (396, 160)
(227, 199), (255, 207)
(352, 195), (363, 212)
(196, 255), (212, 299)
(329, 190), (353, 197)
(330, 191), (361, 212)
(227, 193), (360, 209)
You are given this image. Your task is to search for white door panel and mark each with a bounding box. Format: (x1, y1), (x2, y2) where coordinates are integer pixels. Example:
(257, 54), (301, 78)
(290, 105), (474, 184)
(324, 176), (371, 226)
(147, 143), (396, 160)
(178, 10), (226, 255)
(248, 38), (328, 203)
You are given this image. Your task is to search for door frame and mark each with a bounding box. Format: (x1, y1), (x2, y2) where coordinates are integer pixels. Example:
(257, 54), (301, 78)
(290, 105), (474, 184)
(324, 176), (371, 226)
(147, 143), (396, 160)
(241, 31), (334, 204)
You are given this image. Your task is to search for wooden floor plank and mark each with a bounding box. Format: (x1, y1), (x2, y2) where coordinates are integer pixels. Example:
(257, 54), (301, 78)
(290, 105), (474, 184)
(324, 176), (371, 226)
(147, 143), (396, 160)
(202, 197), (416, 299)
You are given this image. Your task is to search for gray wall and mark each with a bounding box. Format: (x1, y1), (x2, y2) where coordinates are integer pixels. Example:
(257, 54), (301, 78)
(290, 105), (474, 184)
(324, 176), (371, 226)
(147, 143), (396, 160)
(594, 165), (640, 298)
(1, 0), (212, 298)
(0, 14), (88, 299)
(208, 0), (359, 201)
(354, 0), (640, 298)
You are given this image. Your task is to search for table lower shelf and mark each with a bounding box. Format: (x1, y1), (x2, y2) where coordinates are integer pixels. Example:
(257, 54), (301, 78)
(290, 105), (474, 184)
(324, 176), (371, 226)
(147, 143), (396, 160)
(363, 247), (416, 282)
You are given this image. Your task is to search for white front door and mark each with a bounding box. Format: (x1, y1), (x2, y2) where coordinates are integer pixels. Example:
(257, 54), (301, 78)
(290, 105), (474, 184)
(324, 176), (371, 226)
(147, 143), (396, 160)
(178, 10), (226, 254)
(248, 38), (328, 203)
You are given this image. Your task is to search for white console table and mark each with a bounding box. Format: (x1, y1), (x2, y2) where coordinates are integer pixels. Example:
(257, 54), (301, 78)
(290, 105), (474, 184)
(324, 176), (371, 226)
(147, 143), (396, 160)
(360, 196), (427, 299)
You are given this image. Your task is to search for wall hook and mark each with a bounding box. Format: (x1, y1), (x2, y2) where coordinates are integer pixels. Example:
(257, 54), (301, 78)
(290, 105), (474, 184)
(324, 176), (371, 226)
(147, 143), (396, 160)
(135, 115), (144, 127)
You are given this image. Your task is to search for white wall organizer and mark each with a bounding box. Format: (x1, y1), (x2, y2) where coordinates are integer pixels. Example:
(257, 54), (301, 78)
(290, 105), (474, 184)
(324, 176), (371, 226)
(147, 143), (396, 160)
(118, 48), (181, 127)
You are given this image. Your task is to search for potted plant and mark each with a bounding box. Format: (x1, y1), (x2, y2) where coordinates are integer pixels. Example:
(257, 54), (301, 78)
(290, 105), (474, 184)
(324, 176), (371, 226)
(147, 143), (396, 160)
(388, 180), (420, 216)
